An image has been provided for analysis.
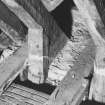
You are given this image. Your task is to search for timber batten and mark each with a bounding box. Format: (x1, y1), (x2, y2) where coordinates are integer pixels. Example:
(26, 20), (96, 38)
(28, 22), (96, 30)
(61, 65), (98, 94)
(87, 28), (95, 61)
(0, 83), (49, 105)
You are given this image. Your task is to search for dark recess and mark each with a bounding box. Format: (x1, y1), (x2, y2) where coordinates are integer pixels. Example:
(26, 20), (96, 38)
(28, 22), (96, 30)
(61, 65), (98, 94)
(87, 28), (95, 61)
(51, 0), (75, 38)
(14, 76), (56, 95)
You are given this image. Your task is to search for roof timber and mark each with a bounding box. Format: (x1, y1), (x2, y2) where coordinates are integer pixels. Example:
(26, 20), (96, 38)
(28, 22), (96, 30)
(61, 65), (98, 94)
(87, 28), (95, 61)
(45, 39), (95, 105)
(14, 0), (68, 64)
(0, 43), (28, 95)
(0, 1), (28, 45)
(11, 0), (69, 83)
(2, 0), (94, 85)
(0, 1), (96, 104)
(0, 0), (101, 104)
(2, 0), (45, 83)
(44, 0), (105, 104)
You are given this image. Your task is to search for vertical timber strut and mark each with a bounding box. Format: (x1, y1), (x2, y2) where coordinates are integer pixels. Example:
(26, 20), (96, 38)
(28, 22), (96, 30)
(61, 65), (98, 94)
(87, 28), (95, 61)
(14, 0), (68, 83)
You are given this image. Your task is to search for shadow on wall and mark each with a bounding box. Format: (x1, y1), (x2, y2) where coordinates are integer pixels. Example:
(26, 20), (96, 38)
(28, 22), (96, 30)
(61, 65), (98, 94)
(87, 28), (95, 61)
(51, 0), (75, 38)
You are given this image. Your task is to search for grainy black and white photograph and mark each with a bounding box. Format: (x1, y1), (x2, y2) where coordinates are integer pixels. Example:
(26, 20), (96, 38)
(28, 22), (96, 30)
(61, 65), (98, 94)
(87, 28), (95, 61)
(0, 0), (105, 105)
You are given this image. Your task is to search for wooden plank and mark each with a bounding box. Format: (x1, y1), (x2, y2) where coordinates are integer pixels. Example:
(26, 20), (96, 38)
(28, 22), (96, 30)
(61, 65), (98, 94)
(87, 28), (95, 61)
(4, 0), (88, 86)
(0, 95), (30, 105)
(0, 1), (28, 44)
(6, 84), (49, 103)
(2, 92), (42, 105)
(0, 43), (28, 94)
(15, 0), (68, 64)
(2, 0), (40, 29)
(0, 19), (26, 46)
(14, 0), (69, 83)
(1, 91), (44, 105)
(0, 99), (12, 105)
(11, 83), (49, 99)
(0, 20), (21, 46)
(46, 8), (91, 85)
(2, 0), (46, 83)
(2, 0), (91, 86)
(45, 39), (95, 105)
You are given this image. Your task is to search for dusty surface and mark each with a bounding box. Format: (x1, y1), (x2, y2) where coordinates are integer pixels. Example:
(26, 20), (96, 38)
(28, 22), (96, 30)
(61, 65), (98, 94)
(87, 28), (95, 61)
(0, 1), (94, 86)
(47, 8), (93, 85)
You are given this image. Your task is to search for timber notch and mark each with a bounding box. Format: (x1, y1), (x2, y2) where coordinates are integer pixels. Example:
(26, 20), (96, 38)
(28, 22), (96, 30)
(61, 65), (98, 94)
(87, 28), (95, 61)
(0, 0), (104, 105)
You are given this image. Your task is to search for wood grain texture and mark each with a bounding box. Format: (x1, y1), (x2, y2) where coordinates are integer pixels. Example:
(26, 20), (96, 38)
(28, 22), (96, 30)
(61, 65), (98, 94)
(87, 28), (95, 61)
(10, 83), (49, 100)
(15, 0), (68, 62)
(0, 83), (49, 105)
(2, 0), (46, 83)
(0, 99), (12, 105)
(73, 0), (105, 103)
(45, 39), (95, 105)
(73, 0), (105, 43)
(45, 8), (95, 104)
(0, 1), (28, 43)
(14, 0), (69, 82)
(0, 43), (27, 95)
(47, 8), (91, 85)
(0, 19), (25, 46)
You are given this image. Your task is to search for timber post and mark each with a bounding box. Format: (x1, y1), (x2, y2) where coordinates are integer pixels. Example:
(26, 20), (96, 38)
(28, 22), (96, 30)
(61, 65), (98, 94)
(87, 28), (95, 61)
(13, 0), (69, 83)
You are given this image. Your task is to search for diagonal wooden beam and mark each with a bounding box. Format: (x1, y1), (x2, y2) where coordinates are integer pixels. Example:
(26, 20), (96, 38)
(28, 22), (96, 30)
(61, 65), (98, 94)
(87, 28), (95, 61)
(15, 0), (68, 61)
(0, 1), (28, 45)
(45, 39), (95, 105)
(0, 43), (28, 95)
(2, 0), (45, 84)
(13, 0), (69, 83)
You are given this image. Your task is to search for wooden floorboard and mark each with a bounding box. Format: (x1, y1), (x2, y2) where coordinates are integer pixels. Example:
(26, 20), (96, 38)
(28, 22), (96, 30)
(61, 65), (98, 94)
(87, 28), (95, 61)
(0, 83), (49, 105)
(11, 83), (49, 100)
